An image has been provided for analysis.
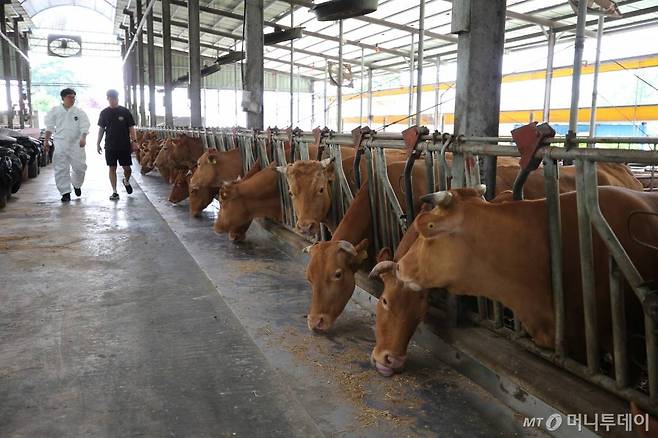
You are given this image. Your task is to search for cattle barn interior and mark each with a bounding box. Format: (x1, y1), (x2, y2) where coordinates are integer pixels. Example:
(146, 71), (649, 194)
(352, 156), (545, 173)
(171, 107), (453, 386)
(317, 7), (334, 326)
(1, 0), (658, 436)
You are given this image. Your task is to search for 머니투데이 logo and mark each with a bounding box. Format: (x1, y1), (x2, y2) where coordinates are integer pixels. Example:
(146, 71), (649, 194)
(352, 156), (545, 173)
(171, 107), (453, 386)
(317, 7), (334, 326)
(118, 116), (124, 121)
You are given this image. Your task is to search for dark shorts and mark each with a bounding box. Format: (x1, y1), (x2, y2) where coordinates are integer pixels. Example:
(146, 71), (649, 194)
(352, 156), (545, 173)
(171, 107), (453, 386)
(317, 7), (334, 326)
(105, 148), (132, 167)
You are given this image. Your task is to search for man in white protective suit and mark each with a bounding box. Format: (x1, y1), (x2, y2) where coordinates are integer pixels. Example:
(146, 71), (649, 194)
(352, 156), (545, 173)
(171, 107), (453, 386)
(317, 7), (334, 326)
(44, 88), (91, 202)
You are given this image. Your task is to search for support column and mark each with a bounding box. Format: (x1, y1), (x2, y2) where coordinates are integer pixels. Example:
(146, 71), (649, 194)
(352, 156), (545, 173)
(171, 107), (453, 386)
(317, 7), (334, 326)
(136, 0), (146, 125)
(147, 7), (156, 127)
(567, 0), (588, 148)
(337, 20), (343, 132)
(367, 68), (373, 126)
(359, 48), (364, 126)
(434, 57), (440, 130)
(121, 39), (131, 109)
(188, 0), (202, 127)
(407, 32), (414, 127)
(13, 17), (24, 129)
(1, 4), (13, 128)
(244, 0), (264, 129)
(162, 0), (174, 127)
(127, 16), (138, 120)
(542, 31), (556, 122)
(452, 0), (506, 199)
(415, 0), (425, 126)
(289, 2), (294, 127)
(589, 16), (604, 137)
(23, 32), (31, 122)
(323, 63), (328, 127)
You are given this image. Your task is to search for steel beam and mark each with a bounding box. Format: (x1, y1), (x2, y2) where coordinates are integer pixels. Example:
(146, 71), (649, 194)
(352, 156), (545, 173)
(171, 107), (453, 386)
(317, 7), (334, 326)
(188, 0), (202, 127)
(1, 4), (12, 127)
(453, 0), (506, 198)
(13, 17), (24, 129)
(245, 0), (264, 129)
(542, 31), (556, 122)
(289, 1), (294, 127)
(567, 0), (589, 149)
(415, 0), (425, 126)
(589, 16), (605, 137)
(147, 7), (156, 127)
(136, 0), (147, 125)
(337, 19), (343, 132)
(127, 16), (138, 119)
(122, 0), (157, 64)
(162, 0), (174, 126)
(22, 32), (31, 122)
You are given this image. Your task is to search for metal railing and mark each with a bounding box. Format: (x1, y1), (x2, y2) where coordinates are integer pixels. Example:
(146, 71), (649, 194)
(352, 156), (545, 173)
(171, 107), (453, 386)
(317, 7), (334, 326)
(136, 124), (658, 415)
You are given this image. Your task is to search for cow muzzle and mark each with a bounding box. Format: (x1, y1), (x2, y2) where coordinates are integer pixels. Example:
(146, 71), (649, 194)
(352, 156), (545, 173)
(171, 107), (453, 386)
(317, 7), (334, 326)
(371, 349), (406, 377)
(296, 220), (319, 236)
(307, 313), (331, 332)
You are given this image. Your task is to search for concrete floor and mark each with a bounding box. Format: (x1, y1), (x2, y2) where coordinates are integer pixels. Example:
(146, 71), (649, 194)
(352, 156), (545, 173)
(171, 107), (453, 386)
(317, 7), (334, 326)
(0, 153), (545, 437)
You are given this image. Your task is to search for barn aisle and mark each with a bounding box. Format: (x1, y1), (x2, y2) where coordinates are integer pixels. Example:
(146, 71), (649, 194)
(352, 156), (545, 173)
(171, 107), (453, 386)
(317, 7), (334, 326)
(0, 156), (322, 437)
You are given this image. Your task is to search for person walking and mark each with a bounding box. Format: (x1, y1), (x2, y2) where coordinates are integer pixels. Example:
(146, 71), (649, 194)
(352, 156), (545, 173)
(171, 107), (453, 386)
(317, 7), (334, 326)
(44, 88), (90, 202)
(96, 89), (137, 201)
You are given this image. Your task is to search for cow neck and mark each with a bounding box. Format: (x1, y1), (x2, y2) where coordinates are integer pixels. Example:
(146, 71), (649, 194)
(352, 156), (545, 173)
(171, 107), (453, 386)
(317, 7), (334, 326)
(331, 183), (372, 244)
(214, 148), (242, 185)
(236, 166), (281, 217)
(444, 199), (555, 346)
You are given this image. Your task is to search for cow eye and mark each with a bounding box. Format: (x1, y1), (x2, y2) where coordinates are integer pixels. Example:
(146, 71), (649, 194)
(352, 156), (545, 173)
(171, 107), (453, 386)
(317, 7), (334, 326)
(334, 270), (342, 280)
(427, 223), (435, 230)
(382, 298), (388, 306)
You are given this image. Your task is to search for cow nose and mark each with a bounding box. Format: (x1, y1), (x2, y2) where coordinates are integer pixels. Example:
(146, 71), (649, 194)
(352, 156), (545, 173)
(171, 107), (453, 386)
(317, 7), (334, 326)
(307, 314), (328, 332)
(372, 349), (406, 376)
(296, 220), (317, 235)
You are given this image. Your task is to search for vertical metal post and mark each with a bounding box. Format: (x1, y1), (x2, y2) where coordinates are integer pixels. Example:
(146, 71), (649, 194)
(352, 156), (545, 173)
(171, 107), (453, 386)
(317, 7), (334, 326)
(234, 61), (238, 126)
(337, 20), (343, 132)
(542, 31), (556, 122)
(311, 80), (315, 127)
(567, 0), (588, 148)
(296, 66), (300, 126)
(162, 0), (173, 127)
(408, 32), (415, 127)
(434, 57), (440, 130)
(121, 41), (130, 109)
(453, 0), (506, 195)
(128, 15), (138, 120)
(147, 7), (156, 127)
(415, 0), (425, 126)
(1, 4), (13, 128)
(589, 16), (604, 137)
(245, 0), (264, 129)
(290, 2), (294, 127)
(136, 0), (146, 125)
(188, 0), (202, 127)
(367, 68), (373, 126)
(359, 47), (364, 126)
(13, 18), (24, 129)
(23, 32), (32, 123)
(323, 63), (328, 126)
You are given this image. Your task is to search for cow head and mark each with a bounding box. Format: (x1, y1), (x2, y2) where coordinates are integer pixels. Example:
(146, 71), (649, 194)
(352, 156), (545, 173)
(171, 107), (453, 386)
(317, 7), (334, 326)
(168, 169), (192, 203)
(191, 149), (219, 188)
(189, 184), (217, 217)
(170, 134), (204, 168)
(397, 186), (486, 290)
(213, 179), (252, 241)
(368, 249), (428, 377)
(276, 158), (334, 234)
(305, 238), (368, 331)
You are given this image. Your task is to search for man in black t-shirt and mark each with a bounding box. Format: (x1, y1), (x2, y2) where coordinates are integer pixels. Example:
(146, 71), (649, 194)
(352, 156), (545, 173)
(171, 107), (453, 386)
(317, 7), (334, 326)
(97, 89), (138, 201)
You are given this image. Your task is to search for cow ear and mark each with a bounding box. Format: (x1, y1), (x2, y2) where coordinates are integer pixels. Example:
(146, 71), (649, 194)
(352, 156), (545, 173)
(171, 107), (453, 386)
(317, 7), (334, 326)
(354, 238), (369, 264)
(376, 247), (393, 263)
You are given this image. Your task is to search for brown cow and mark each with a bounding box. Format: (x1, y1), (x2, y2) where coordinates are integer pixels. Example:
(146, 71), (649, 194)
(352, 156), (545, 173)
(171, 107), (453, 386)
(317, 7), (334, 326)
(190, 185), (218, 217)
(169, 168), (194, 203)
(396, 187), (657, 355)
(213, 165), (281, 241)
(154, 139), (175, 183)
(169, 134), (205, 169)
(190, 148), (245, 189)
(304, 160), (429, 331)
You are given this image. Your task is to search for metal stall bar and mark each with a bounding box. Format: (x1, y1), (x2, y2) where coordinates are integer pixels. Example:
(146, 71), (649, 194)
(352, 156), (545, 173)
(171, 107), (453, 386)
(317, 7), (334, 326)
(566, 0), (588, 149)
(407, 32), (415, 128)
(609, 259), (629, 389)
(543, 31), (556, 122)
(367, 68), (373, 126)
(290, 1), (294, 128)
(337, 20), (343, 133)
(588, 16), (605, 137)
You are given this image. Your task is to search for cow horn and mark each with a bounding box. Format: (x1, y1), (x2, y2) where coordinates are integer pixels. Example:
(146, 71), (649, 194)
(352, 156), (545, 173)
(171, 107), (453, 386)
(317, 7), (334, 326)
(476, 184), (487, 196)
(369, 261), (397, 279)
(302, 245), (313, 253)
(404, 280), (423, 292)
(420, 191), (453, 207)
(320, 157), (335, 168)
(275, 165), (288, 175)
(337, 240), (357, 257)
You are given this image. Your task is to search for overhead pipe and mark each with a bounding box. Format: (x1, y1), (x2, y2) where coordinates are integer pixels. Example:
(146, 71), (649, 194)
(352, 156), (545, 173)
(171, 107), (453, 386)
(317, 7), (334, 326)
(121, 0), (158, 65)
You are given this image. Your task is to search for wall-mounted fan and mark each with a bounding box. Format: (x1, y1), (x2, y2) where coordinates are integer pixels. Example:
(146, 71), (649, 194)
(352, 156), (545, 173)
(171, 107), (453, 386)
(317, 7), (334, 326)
(47, 35), (82, 58)
(328, 62), (353, 87)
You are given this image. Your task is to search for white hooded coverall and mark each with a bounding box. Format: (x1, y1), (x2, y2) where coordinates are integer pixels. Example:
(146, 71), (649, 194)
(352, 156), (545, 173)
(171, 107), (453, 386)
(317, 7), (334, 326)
(44, 105), (91, 195)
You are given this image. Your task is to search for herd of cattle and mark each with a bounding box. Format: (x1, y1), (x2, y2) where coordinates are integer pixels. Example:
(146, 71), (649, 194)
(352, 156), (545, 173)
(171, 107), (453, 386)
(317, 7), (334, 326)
(136, 128), (658, 426)
(0, 128), (51, 210)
